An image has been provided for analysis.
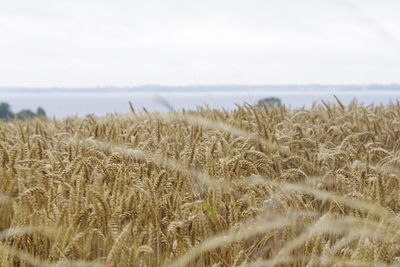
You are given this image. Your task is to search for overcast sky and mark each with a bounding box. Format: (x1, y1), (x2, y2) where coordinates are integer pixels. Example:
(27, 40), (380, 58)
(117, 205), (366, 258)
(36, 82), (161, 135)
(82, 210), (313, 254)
(0, 0), (399, 87)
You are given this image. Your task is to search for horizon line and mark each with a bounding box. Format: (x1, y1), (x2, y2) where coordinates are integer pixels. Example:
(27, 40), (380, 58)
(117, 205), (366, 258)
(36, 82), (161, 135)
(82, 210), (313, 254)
(1, 83), (400, 89)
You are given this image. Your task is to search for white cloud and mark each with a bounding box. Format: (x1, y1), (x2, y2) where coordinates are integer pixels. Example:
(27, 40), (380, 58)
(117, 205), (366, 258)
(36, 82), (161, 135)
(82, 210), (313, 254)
(0, 0), (399, 86)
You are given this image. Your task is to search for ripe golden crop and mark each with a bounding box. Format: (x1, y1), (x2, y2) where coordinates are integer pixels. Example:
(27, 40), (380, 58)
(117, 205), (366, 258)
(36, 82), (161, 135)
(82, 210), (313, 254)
(0, 102), (399, 266)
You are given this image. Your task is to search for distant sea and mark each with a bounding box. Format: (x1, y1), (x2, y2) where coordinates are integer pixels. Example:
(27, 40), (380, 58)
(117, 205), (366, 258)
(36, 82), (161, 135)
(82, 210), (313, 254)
(1, 86), (400, 118)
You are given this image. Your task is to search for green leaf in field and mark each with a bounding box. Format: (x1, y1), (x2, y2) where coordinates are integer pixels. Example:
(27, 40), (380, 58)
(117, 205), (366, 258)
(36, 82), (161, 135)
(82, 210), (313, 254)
(202, 201), (217, 223)
(180, 200), (217, 223)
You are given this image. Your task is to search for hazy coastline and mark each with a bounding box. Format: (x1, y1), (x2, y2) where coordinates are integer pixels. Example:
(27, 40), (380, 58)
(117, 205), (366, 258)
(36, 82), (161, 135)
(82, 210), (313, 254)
(2, 86), (400, 118)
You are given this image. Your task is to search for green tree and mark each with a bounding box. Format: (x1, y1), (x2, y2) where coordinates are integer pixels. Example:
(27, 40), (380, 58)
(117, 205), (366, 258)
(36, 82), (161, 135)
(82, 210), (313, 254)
(36, 107), (47, 117)
(16, 109), (36, 120)
(0, 102), (14, 120)
(257, 97), (282, 107)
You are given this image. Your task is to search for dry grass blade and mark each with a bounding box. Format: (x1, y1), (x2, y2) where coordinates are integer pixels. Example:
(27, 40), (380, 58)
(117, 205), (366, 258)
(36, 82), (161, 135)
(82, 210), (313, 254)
(167, 215), (296, 267)
(281, 183), (392, 218)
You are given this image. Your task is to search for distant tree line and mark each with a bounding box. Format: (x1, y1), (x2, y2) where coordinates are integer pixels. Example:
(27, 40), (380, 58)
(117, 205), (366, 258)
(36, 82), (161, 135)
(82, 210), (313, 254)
(0, 102), (46, 121)
(256, 97), (282, 107)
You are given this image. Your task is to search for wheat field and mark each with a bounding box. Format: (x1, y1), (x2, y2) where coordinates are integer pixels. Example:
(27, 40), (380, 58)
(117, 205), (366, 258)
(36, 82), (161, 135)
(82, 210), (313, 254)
(1, 101), (400, 266)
